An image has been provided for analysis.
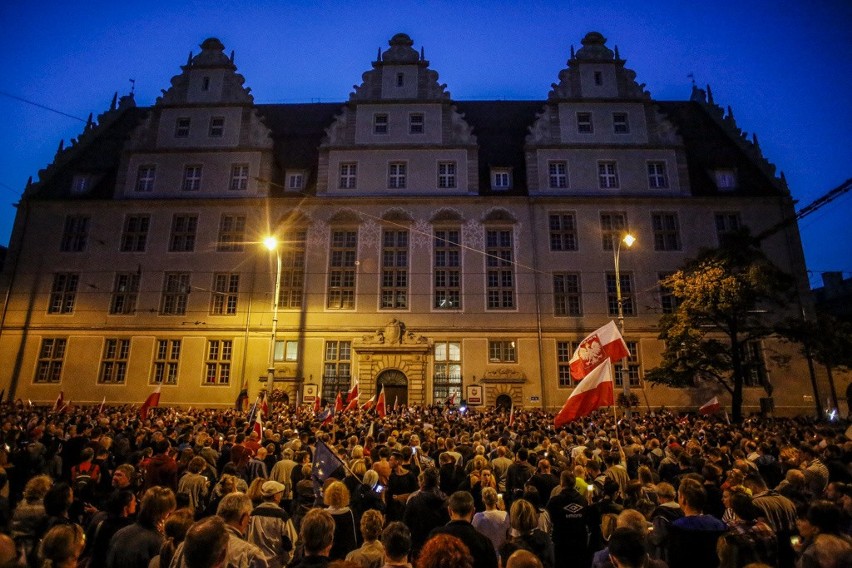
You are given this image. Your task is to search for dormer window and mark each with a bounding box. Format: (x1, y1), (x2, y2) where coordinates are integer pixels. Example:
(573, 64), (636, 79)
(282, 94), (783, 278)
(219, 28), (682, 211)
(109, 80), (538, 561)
(613, 112), (630, 134)
(491, 168), (512, 191)
(594, 71), (603, 86)
(209, 117), (224, 137)
(71, 175), (91, 194)
(202, 76), (210, 91)
(374, 114), (388, 135)
(409, 113), (424, 134)
(175, 117), (191, 138)
(577, 112), (593, 134)
(397, 73), (404, 87)
(287, 172), (305, 191)
(715, 169), (737, 190)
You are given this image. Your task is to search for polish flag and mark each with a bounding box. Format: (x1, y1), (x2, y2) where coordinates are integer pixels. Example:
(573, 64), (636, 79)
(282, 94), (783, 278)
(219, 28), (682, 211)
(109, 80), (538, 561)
(699, 396), (721, 414)
(361, 394), (376, 411)
(554, 359), (614, 427)
(312, 393), (321, 414)
(98, 397), (106, 414)
(252, 408), (263, 438)
(260, 392), (269, 418)
(375, 386), (387, 418)
(334, 392), (344, 414)
(569, 321), (630, 380)
(344, 395), (359, 413)
(508, 402), (515, 428)
(52, 391), (65, 413)
(139, 386), (161, 420)
(392, 395), (399, 413)
(346, 380), (359, 405)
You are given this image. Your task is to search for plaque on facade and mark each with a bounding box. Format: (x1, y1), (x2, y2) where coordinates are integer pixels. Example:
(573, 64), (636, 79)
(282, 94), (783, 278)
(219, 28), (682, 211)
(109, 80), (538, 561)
(467, 385), (483, 405)
(303, 383), (318, 404)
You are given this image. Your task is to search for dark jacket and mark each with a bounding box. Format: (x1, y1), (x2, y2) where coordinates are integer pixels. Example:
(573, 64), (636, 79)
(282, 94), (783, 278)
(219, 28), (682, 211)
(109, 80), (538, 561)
(500, 529), (555, 568)
(429, 520), (498, 568)
(403, 488), (449, 557)
(547, 486), (599, 567)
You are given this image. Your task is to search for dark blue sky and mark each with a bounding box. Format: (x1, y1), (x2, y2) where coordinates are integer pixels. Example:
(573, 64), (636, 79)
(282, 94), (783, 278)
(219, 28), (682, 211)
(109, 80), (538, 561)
(1, 1), (850, 287)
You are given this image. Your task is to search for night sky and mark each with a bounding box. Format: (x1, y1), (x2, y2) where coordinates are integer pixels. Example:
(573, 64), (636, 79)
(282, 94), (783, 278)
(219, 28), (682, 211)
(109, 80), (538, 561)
(1, 1), (850, 288)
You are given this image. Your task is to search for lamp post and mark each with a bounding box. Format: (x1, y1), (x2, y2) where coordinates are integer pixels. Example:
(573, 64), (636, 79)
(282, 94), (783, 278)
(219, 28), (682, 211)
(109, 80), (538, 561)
(263, 236), (282, 394)
(613, 233), (635, 402)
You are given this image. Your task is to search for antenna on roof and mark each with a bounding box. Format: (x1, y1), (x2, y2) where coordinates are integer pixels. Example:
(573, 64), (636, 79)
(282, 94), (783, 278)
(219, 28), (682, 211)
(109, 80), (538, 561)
(687, 73), (695, 87)
(129, 79), (136, 94)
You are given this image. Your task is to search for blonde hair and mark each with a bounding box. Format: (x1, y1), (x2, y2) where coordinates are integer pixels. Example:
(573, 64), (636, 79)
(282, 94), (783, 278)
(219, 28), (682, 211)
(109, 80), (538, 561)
(39, 523), (84, 567)
(510, 499), (538, 534)
(323, 480), (350, 509)
(23, 474), (53, 503)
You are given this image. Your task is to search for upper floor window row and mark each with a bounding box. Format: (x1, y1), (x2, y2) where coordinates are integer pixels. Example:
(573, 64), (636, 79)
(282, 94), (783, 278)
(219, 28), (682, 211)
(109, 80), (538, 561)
(575, 111), (633, 134)
(337, 162), (461, 190)
(372, 113), (426, 135)
(174, 116), (226, 138)
(543, 160), (668, 190)
(133, 163), (251, 194)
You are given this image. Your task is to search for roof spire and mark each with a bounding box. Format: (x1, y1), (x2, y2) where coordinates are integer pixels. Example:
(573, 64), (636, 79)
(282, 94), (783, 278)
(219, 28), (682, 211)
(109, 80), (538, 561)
(110, 92), (118, 110)
(706, 84), (714, 106)
(230, 50), (235, 64)
(56, 139), (64, 154)
(187, 51), (193, 66)
(26, 176), (32, 190)
(85, 113), (93, 130)
(377, 47), (382, 62)
(570, 45), (575, 59)
(727, 105), (735, 121)
(420, 46), (425, 60)
(614, 45), (620, 59)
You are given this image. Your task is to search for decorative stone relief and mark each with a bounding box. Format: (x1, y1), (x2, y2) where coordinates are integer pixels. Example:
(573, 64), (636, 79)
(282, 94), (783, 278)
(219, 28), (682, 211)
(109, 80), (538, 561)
(322, 108), (352, 146)
(525, 105), (556, 145)
(448, 106), (477, 145)
(411, 220), (431, 250)
(482, 367), (527, 383)
(307, 220), (329, 250)
(462, 219), (483, 252)
(360, 219), (381, 253)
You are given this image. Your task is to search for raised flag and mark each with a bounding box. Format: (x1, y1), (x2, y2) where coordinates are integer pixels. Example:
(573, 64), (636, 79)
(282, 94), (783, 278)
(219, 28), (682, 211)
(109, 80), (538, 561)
(316, 406), (332, 423)
(393, 395), (399, 413)
(375, 386), (386, 418)
(361, 394), (376, 411)
(313, 393), (321, 414)
(508, 402), (515, 428)
(569, 321), (630, 380)
(98, 397), (106, 414)
(346, 380), (359, 404)
(334, 392), (344, 414)
(447, 391), (456, 407)
(699, 396), (721, 415)
(344, 395), (359, 413)
(554, 359), (614, 427)
(246, 396), (260, 425)
(139, 386), (161, 420)
(311, 440), (345, 496)
(261, 392), (269, 418)
(235, 380), (249, 412)
(252, 409), (263, 438)
(52, 391), (64, 413)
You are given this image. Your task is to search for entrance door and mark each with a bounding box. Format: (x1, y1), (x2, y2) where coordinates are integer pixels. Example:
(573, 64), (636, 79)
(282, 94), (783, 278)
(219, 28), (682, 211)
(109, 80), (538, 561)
(376, 369), (408, 408)
(496, 394), (513, 411)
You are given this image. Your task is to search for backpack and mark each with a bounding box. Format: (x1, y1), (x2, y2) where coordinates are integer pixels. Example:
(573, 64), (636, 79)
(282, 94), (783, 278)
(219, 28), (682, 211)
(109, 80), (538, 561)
(72, 462), (99, 499)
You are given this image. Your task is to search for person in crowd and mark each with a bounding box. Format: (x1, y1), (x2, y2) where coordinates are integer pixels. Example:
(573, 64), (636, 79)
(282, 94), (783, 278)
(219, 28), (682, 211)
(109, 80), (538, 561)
(665, 478), (728, 568)
(81, 489), (136, 568)
(416, 533), (472, 568)
(248, 480), (297, 568)
(472, 487), (509, 557)
(38, 523), (86, 568)
(173, 515), (230, 568)
(379, 521), (411, 568)
(11, 474), (52, 563)
(344, 510), (384, 568)
(289, 508), (335, 568)
(499, 499), (554, 568)
(324, 481), (359, 561)
(606, 528), (654, 568)
(148, 508), (194, 568)
(178, 457), (211, 517)
(428, 491), (497, 568)
(402, 468), (448, 559)
(794, 500), (852, 568)
(106, 486), (177, 568)
(591, 509), (665, 568)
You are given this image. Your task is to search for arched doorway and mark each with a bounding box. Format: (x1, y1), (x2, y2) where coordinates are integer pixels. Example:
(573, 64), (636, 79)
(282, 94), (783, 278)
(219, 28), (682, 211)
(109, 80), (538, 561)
(376, 369), (408, 408)
(495, 394), (513, 412)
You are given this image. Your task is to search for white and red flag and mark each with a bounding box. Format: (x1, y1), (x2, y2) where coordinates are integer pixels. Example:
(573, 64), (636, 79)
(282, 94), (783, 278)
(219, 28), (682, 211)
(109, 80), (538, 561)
(344, 395), (359, 413)
(52, 391), (65, 413)
(393, 395), (399, 413)
(139, 386), (161, 420)
(569, 321), (630, 380)
(361, 394), (376, 411)
(346, 380), (359, 405)
(313, 393), (321, 414)
(260, 392), (269, 418)
(334, 392), (344, 414)
(252, 408), (263, 438)
(699, 396), (721, 414)
(508, 402), (515, 428)
(555, 359), (614, 427)
(375, 386), (387, 418)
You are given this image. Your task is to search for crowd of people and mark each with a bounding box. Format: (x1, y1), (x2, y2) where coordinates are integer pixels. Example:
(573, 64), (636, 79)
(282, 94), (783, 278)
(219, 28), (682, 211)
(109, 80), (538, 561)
(0, 397), (849, 568)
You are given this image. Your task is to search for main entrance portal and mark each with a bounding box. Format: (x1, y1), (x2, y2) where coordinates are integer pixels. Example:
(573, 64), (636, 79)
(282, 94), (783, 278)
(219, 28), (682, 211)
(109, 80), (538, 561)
(376, 369), (408, 407)
(495, 394), (512, 411)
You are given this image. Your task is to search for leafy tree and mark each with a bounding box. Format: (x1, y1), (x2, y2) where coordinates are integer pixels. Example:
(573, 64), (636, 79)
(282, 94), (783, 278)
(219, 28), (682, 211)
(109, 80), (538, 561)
(646, 230), (794, 422)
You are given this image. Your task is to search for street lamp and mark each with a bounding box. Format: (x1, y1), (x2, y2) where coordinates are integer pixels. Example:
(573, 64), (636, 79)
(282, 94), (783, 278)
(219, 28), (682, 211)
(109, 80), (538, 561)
(613, 233), (635, 402)
(263, 236), (282, 394)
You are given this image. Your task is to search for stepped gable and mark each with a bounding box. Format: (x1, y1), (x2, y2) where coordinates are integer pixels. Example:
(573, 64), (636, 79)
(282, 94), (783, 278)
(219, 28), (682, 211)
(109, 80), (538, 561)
(156, 37), (254, 106)
(656, 101), (783, 196)
(548, 31), (650, 100)
(350, 33), (450, 101)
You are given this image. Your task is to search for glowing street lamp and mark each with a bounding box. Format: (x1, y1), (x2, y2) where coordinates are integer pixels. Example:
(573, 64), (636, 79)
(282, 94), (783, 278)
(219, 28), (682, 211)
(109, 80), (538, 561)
(614, 233), (635, 401)
(263, 236), (282, 393)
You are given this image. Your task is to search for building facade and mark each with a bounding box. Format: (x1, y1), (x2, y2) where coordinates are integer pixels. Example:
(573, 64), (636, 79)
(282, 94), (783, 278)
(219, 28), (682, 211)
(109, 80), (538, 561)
(0, 32), (825, 414)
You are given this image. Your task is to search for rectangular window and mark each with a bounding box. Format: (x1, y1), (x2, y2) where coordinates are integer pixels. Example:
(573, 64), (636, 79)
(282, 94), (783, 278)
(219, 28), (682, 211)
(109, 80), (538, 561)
(647, 161), (668, 189)
(120, 214), (150, 252)
(35, 338), (66, 383)
(486, 229), (515, 309)
(274, 340), (299, 362)
(204, 340), (232, 385)
(613, 112), (630, 134)
(396, 73), (404, 87)
(279, 229), (307, 309)
(210, 273), (239, 315)
(110, 272), (140, 315)
(71, 175), (90, 194)
(438, 161), (457, 189)
(327, 230), (357, 309)
(229, 164), (249, 191)
(183, 165), (202, 191)
(409, 113), (424, 134)
(548, 161), (568, 189)
(388, 162), (406, 189)
(209, 116), (224, 137)
(714, 212), (741, 245)
(152, 339), (180, 385)
(135, 165), (157, 192)
(577, 112), (593, 133)
(598, 161), (619, 188)
(339, 162), (357, 189)
(553, 273), (582, 316)
(99, 339), (129, 384)
(217, 215), (246, 252)
(201, 77), (210, 91)
(175, 117), (191, 138)
(492, 169), (511, 190)
(160, 273), (190, 315)
(433, 341), (462, 402)
(434, 229), (461, 309)
(48, 273), (78, 314)
(652, 212), (681, 251)
(287, 173), (304, 190)
(60, 215), (89, 252)
(322, 340), (351, 402)
(549, 213), (577, 251)
(169, 214), (197, 252)
(381, 230), (408, 309)
(658, 272), (679, 314)
(594, 71), (603, 86)
(743, 341), (766, 387)
(600, 212), (627, 251)
(374, 114), (388, 134)
(557, 341), (580, 387)
(715, 169), (737, 190)
(614, 341), (641, 388)
(488, 340), (517, 363)
(606, 272), (635, 316)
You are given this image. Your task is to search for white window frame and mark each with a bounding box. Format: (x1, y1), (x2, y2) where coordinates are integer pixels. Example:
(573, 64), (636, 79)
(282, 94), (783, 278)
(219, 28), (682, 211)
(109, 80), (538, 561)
(208, 116), (225, 137)
(548, 161), (568, 189)
(715, 169), (737, 190)
(274, 340), (299, 362)
(287, 172), (305, 190)
(647, 161), (669, 189)
(491, 168), (511, 191)
(183, 165), (203, 192)
(388, 162), (407, 189)
(577, 112), (593, 133)
(135, 165), (156, 192)
(409, 113), (424, 134)
(229, 164), (249, 191)
(613, 112), (630, 134)
(374, 113), (388, 135)
(598, 161), (619, 189)
(339, 162), (357, 189)
(438, 161), (457, 189)
(175, 117), (191, 138)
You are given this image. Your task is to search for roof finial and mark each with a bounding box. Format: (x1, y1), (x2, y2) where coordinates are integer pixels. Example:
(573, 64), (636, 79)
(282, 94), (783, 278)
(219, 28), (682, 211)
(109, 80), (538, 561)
(420, 46), (425, 60)
(706, 84), (714, 105)
(779, 171), (788, 188)
(56, 139), (64, 154)
(727, 105), (735, 121)
(26, 176), (32, 190)
(187, 51), (193, 66)
(110, 92), (118, 111)
(377, 47), (382, 62)
(570, 45), (575, 59)
(85, 113), (93, 130)
(752, 133), (761, 151)
(129, 78), (135, 94)
(614, 45), (620, 60)
(230, 50), (235, 64)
